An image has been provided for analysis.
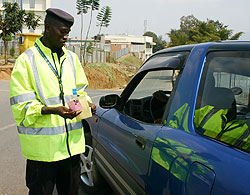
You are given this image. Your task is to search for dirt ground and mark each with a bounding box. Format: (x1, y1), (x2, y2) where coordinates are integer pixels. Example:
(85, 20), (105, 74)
(0, 61), (134, 90)
(0, 59), (14, 81)
(0, 69), (12, 81)
(83, 65), (132, 90)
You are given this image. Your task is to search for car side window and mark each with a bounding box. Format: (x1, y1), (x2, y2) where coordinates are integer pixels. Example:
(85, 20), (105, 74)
(195, 51), (250, 152)
(123, 69), (180, 124)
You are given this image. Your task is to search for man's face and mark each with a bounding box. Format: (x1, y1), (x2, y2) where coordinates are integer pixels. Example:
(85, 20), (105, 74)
(46, 20), (71, 50)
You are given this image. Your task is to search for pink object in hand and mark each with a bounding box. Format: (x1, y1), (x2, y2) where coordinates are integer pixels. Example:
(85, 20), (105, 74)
(67, 98), (83, 111)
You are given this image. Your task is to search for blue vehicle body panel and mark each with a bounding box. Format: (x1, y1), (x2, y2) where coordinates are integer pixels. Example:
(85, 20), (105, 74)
(87, 41), (250, 195)
(96, 108), (162, 190)
(165, 42), (214, 132)
(148, 126), (250, 194)
(186, 162), (215, 195)
(85, 106), (109, 140)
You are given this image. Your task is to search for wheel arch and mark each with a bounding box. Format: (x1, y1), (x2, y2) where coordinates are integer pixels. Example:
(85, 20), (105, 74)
(82, 119), (92, 146)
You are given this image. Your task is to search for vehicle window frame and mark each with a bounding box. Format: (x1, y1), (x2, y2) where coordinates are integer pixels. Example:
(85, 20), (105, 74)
(122, 68), (180, 124)
(116, 51), (190, 125)
(195, 50), (250, 153)
(120, 52), (190, 102)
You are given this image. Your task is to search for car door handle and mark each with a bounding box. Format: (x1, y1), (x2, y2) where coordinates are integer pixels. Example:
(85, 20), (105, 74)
(135, 135), (146, 150)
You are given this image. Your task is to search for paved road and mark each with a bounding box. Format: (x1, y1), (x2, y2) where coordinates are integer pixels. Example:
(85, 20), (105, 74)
(0, 80), (121, 195)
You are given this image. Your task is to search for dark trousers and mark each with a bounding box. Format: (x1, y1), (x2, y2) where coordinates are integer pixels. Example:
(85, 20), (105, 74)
(26, 155), (81, 195)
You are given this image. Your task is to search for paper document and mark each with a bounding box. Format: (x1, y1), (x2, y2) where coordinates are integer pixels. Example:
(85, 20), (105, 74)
(76, 95), (92, 120)
(67, 96), (92, 120)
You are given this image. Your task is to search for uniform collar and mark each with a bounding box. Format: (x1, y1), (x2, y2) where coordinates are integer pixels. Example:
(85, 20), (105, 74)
(35, 37), (68, 58)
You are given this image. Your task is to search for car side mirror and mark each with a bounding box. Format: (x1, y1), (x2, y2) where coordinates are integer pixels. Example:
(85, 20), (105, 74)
(99, 94), (120, 109)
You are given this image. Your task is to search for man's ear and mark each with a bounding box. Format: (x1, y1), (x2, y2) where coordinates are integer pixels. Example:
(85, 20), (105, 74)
(45, 23), (50, 33)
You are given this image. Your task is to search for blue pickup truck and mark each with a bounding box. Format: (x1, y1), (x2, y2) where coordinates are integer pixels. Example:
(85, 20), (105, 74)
(80, 41), (250, 195)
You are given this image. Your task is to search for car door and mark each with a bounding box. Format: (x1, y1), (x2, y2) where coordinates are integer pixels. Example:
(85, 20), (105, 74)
(95, 52), (189, 194)
(147, 45), (250, 195)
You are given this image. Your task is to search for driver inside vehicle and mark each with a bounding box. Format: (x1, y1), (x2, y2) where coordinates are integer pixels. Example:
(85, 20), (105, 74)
(147, 69), (181, 124)
(151, 90), (169, 124)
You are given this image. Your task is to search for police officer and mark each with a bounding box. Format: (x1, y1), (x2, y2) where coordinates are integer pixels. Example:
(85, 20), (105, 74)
(10, 8), (95, 195)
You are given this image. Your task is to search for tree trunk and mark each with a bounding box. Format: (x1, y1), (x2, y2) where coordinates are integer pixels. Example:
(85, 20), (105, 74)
(83, 9), (93, 66)
(80, 13), (84, 63)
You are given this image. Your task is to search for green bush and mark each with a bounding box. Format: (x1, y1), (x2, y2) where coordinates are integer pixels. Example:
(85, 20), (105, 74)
(10, 47), (15, 57)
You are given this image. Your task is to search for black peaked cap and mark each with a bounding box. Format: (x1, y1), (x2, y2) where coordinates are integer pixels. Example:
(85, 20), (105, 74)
(46, 8), (74, 27)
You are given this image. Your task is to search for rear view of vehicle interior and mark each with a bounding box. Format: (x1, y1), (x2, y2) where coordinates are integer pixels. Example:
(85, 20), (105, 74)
(196, 51), (250, 151)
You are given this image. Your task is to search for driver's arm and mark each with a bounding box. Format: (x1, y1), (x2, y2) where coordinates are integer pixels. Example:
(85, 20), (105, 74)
(152, 90), (169, 103)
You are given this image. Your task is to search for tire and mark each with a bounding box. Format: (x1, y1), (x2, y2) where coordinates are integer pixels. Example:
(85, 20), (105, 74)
(80, 132), (112, 194)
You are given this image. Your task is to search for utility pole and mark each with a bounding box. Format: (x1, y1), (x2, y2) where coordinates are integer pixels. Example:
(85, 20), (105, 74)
(20, 0), (23, 9)
(20, 0), (23, 35)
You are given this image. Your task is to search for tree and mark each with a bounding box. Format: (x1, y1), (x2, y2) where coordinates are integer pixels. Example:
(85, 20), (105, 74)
(0, 2), (40, 64)
(83, 0), (100, 65)
(76, 1), (112, 66)
(25, 12), (41, 30)
(96, 6), (112, 36)
(85, 0), (99, 43)
(143, 31), (166, 53)
(76, 0), (90, 60)
(167, 15), (243, 47)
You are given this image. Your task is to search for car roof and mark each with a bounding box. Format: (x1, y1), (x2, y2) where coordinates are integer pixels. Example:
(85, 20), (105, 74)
(138, 41), (250, 73)
(155, 41), (250, 55)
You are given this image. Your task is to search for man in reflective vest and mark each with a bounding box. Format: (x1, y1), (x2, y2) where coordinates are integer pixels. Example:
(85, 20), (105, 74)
(9, 8), (95, 195)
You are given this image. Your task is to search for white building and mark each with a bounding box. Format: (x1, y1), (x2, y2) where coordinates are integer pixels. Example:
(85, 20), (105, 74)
(0, 0), (51, 34)
(100, 34), (155, 61)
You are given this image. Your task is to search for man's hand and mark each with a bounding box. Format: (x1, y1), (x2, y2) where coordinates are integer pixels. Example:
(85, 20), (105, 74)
(42, 106), (82, 119)
(88, 103), (96, 114)
(55, 106), (82, 119)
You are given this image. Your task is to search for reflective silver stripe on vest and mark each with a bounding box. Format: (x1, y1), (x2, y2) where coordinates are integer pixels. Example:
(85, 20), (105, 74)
(46, 96), (61, 105)
(20, 102), (32, 126)
(17, 121), (83, 135)
(46, 95), (76, 105)
(10, 92), (36, 105)
(234, 127), (250, 147)
(10, 94), (76, 106)
(25, 49), (49, 106)
(77, 84), (88, 91)
(25, 49), (78, 106)
(67, 50), (76, 86)
(65, 94), (77, 103)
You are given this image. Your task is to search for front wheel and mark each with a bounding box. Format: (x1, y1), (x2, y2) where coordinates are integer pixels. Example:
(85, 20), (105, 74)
(80, 145), (94, 187)
(80, 133), (112, 194)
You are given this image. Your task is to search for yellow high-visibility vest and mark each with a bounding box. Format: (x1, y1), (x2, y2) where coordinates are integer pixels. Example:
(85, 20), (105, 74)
(10, 38), (90, 162)
(167, 104), (250, 149)
(194, 105), (250, 148)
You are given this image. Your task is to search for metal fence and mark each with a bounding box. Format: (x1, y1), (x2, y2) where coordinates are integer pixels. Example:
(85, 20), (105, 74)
(0, 40), (19, 57)
(0, 40), (130, 63)
(66, 42), (107, 63)
(113, 48), (129, 60)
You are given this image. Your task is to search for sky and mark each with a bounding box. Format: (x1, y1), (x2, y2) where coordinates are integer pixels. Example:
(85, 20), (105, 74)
(51, 0), (250, 41)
